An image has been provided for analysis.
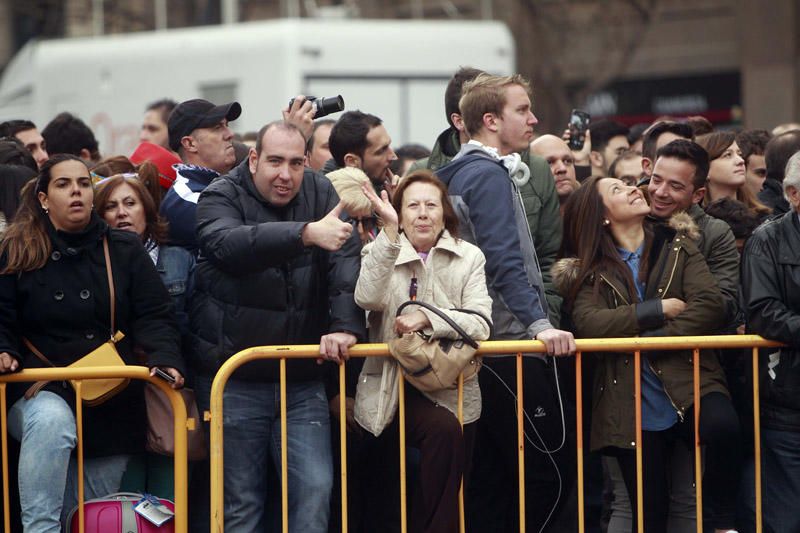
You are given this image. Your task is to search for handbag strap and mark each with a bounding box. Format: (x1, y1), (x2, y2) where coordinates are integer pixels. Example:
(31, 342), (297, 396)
(395, 300), (492, 349)
(21, 235), (116, 400)
(102, 235), (115, 337)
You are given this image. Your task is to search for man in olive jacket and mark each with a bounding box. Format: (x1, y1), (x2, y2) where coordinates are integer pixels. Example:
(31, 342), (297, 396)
(408, 67), (563, 325)
(189, 121), (365, 532)
(647, 140), (740, 328)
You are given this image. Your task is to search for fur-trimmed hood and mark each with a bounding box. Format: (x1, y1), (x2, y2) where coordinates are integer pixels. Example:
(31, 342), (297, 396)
(551, 257), (581, 298)
(550, 211), (701, 297)
(666, 210), (700, 241)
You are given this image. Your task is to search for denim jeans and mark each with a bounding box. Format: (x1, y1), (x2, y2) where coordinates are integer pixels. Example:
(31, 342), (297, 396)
(8, 391), (129, 532)
(761, 428), (800, 533)
(195, 377), (333, 533)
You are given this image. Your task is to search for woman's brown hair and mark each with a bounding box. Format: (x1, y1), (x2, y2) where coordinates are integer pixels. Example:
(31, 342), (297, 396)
(391, 169), (459, 239)
(91, 156), (163, 207)
(94, 175), (168, 245)
(0, 154), (86, 274)
(697, 131), (771, 217)
(559, 176), (649, 306)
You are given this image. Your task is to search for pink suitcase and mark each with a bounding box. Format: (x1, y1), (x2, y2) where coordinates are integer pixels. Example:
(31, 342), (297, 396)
(66, 492), (175, 532)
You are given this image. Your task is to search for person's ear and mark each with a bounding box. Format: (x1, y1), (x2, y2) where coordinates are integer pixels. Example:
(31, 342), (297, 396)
(37, 191), (48, 211)
(451, 113), (465, 132)
(786, 185), (800, 209)
(589, 150), (604, 169)
(642, 157), (653, 176)
(483, 112), (498, 133)
(691, 186), (706, 205)
(248, 147), (258, 175)
(180, 135), (196, 154)
(344, 153), (361, 169)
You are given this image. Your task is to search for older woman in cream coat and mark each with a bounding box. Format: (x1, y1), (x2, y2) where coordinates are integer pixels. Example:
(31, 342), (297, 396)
(354, 170), (491, 533)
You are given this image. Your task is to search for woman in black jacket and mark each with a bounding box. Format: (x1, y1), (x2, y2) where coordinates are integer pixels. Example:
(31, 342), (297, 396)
(0, 154), (184, 531)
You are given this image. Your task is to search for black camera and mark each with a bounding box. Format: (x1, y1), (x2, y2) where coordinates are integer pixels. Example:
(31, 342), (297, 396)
(288, 95), (345, 119)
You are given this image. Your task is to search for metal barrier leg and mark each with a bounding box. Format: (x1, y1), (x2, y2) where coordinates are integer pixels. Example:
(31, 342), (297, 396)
(516, 352), (525, 533)
(458, 373), (465, 533)
(752, 347), (762, 533)
(398, 373), (407, 533)
(576, 352), (585, 533)
(75, 383), (85, 533)
(693, 348), (703, 533)
(339, 363), (349, 533)
(280, 359), (289, 533)
(0, 384), (8, 533)
(634, 351), (643, 533)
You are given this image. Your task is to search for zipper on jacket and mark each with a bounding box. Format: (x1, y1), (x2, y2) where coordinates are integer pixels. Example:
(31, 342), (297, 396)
(598, 274), (630, 305)
(600, 270), (685, 423)
(647, 359), (685, 423)
(660, 243), (682, 296)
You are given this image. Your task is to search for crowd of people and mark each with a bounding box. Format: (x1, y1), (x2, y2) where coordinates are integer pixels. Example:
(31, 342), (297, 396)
(0, 65), (798, 533)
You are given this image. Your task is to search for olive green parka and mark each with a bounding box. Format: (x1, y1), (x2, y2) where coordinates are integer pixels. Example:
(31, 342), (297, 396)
(553, 212), (728, 451)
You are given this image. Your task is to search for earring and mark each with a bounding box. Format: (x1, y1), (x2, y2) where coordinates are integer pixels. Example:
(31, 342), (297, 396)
(603, 219), (610, 226)
(41, 205), (48, 214)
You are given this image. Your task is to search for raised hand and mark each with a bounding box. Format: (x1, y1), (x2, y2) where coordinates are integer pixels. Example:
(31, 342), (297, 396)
(282, 95), (315, 141)
(302, 201), (354, 251)
(563, 128), (592, 166)
(361, 183), (398, 229)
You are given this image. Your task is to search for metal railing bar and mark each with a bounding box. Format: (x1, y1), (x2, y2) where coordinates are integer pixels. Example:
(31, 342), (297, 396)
(752, 346), (762, 533)
(693, 348), (703, 532)
(398, 373), (408, 533)
(634, 350), (643, 533)
(575, 352), (585, 533)
(339, 362), (349, 533)
(516, 352), (526, 533)
(280, 359), (289, 533)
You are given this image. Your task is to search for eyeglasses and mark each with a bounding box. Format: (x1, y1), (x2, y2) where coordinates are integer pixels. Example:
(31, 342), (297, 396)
(91, 171), (139, 186)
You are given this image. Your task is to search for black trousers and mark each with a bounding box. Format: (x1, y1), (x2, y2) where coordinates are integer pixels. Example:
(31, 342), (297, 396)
(358, 385), (476, 533)
(466, 357), (575, 533)
(612, 392), (741, 533)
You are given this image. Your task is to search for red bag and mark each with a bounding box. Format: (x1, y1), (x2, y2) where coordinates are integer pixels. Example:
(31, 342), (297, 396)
(66, 492), (175, 532)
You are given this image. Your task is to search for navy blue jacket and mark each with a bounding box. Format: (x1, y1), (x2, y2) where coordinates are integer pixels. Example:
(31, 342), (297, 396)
(436, 147), (552, 341)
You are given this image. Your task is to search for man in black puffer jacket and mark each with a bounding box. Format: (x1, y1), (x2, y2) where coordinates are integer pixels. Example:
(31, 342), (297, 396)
(742, 150), (800, 533)
(189, 121), (365, 533)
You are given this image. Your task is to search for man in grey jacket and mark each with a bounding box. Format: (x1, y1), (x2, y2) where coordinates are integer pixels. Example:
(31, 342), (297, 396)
(436, 73), (575, 532)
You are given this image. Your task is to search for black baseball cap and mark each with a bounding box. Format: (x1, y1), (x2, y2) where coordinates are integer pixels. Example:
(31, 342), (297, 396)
(168, 99), (242, 152)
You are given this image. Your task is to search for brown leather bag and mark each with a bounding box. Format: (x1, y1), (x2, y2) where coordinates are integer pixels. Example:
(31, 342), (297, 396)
(24, 236), (129, 406)
(145, 384), (207, 460)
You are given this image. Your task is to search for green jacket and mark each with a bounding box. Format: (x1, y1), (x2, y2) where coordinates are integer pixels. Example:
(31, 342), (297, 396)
(410, 128), (563, 325)
(686, 203), (740, 329)
(553, 213), (727, 451)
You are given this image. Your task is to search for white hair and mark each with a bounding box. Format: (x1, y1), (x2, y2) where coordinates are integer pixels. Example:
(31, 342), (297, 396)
(783, 151), (800, 207)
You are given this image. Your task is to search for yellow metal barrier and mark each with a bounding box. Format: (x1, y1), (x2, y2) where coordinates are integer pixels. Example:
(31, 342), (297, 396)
(209, 335), (782, 533)
(0, 366), (191, 533)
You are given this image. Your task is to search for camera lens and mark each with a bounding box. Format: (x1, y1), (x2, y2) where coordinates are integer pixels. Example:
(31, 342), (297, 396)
(313, 95), (345, 119)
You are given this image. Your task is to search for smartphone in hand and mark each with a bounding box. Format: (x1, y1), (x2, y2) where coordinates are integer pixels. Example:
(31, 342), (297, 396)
(153, 367), (177, 384)
(567, 109), (591, 151)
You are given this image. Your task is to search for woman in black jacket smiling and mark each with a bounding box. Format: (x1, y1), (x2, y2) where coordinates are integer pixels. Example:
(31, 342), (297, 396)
(0, 154), (184, 531)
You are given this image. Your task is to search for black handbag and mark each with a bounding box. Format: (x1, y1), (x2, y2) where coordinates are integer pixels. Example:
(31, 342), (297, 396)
(388, 300), (492, 392)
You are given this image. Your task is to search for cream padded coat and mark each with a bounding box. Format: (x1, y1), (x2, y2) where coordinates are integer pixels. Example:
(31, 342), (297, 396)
(353, 229), (493, 436)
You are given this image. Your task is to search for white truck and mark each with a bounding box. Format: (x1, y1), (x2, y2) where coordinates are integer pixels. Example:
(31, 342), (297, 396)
(0, 18), (514, 155)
